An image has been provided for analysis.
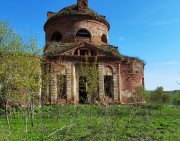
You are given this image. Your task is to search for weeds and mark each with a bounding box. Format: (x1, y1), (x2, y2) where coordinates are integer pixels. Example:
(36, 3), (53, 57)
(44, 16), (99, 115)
(0, 105), (179, 140)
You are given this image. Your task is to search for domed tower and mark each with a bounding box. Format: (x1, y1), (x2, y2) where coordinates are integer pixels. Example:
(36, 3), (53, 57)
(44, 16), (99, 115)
(44, 0), (109, 45)
(42, 0), (144, 105)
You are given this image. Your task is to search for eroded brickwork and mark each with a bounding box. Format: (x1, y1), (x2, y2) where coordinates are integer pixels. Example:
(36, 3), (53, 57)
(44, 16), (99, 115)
(120, 61), (144, 103)
(77, 0), (88, 11)
(42, 0), (144, 105)
(45, 16), (109, 45)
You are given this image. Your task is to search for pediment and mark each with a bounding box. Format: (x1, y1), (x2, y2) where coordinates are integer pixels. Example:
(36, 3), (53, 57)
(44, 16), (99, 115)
(57, 42), (114, 57)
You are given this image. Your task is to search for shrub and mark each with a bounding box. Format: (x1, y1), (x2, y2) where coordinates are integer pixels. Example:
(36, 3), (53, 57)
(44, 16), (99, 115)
(132, 86), (146, 106)
(149, 87), (170, 105)
(172, 92), (180, 105)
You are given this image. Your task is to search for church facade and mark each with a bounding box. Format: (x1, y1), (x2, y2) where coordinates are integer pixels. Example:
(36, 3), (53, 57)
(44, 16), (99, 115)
(42, 0), (144, 104)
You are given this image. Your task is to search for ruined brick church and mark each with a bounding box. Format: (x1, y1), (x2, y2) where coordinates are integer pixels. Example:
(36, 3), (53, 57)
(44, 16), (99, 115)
(42, 0), (144, 104)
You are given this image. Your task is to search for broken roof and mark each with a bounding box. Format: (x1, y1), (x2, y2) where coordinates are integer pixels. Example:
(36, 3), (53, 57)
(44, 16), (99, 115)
(46, 4), (110, 29)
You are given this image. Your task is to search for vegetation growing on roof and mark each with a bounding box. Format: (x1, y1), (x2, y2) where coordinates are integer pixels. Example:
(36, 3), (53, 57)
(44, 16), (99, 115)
(44, 42), (82, 56)
(44, 42), (144, 64)
(47, 4), (109, 28)
(44, 42), (120, 57)
(97, 45), (121, 57)
(58, 4), (102, 18)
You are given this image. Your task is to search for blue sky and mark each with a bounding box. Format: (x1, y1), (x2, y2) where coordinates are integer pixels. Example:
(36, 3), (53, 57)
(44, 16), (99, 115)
(0, 0), (180, 91)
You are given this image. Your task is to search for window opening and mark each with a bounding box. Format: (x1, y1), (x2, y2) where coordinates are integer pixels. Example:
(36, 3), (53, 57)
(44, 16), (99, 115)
(57, 75), (67, 99)
(74, 50), (78, 55)
(74, 48), (97, 56)
(101, 34), (107, 43)
(80, 50), (88, 56)
(51, 32), (62, 42)
(76, 29), (91, 37)
(142, 78), (144, 86)
(91, 50), (96, 56)
(79, 76), (87, 104)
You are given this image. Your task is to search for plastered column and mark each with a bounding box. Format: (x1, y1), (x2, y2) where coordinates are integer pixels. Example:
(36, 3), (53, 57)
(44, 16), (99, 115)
(113, 66), (119, 103)
(50, 62), (57, 104)
(72, 63), (77, 103)
(98, 63), (104, 100)
(66, 62), (72, 102)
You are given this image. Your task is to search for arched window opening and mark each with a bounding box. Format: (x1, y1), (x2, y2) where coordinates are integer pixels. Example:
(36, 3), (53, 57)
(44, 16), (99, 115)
(76, 29), (91, 38)
(51, 32), (62, 42)
(101, 34), (107, 43)
(104, 66), (113, 76)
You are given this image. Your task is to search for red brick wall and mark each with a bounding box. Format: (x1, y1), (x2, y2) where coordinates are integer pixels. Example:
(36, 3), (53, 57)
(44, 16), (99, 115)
(44, 15), (109, 45)
(120, 62), (144, 103)
(47, 12), (56, 19)
(42, 58), (144, 104)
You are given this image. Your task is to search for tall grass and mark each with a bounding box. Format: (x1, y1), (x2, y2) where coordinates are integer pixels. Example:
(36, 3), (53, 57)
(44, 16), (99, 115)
(0, 105), (179, 141)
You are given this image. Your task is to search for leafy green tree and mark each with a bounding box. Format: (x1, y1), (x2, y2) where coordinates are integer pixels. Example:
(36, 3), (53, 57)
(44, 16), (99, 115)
(0, 20), (41, 131)
(80, 56), (99, 104)
(172, 91), (180, 105)
(149, 86), (170, 105)
(0, 20), (41, 106)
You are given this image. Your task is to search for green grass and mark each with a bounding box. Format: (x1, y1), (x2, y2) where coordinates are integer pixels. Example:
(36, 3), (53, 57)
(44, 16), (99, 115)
(0, 105), (179, 141)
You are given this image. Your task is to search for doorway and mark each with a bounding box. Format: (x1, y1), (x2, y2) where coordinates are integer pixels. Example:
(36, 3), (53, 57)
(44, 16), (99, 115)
(57, 75), (67, 99)
(104, 75), (113, 98)
(79, 76), (87, 104)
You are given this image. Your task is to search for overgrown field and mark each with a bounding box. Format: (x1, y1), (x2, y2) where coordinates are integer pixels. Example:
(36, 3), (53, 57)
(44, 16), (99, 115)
(0, 105), (179, 141)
